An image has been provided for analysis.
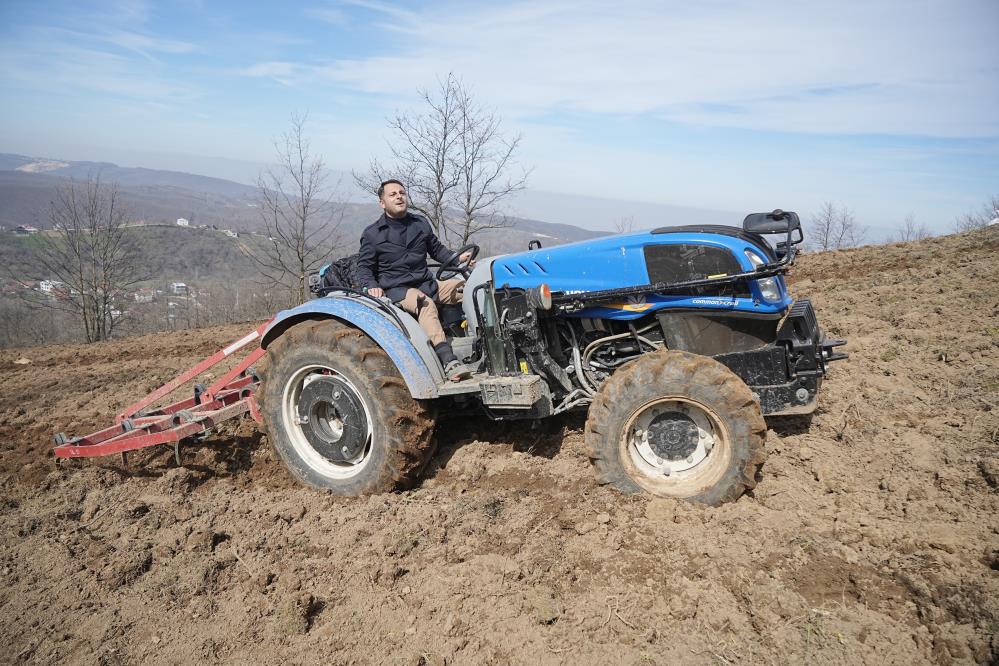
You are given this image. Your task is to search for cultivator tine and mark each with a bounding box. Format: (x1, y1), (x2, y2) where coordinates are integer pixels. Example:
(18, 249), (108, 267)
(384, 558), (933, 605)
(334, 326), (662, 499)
(52, 321), (272, 464)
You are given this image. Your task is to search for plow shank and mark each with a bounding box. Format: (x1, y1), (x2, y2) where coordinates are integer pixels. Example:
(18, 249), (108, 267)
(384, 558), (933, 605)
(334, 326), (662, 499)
(53, 322), (270, 461)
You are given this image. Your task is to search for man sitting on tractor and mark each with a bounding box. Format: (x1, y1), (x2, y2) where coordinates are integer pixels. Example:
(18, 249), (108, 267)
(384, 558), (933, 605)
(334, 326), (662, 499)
(356, 179), (475, 382)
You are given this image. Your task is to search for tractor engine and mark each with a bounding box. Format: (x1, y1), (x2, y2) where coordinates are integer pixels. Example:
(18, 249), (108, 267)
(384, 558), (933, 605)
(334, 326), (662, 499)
(478, 214), (845, 419)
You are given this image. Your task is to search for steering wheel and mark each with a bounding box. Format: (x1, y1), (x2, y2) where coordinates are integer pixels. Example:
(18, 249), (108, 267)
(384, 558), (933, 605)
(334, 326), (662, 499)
(435, 243), (480, 280)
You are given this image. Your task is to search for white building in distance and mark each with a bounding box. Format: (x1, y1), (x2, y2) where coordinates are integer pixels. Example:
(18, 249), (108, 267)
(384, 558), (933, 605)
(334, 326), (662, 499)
(39, 280), (64, 293)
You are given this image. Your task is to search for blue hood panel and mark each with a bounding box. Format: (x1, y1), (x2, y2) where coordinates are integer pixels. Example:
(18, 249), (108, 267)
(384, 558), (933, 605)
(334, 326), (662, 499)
(491, 229), (791, 318)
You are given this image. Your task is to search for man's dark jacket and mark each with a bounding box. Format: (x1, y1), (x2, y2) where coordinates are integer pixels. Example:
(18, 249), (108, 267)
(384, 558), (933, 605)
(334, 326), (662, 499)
(355, 212), (457, 303)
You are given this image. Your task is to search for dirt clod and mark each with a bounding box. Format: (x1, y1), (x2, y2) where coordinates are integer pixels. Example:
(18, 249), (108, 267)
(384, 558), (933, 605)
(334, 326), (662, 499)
(531, 588), (562, 625)
(271, 593), (315, 637)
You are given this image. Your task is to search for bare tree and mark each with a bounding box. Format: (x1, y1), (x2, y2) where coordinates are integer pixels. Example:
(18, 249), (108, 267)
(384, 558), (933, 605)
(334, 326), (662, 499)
(357, 74), (529, 246)
(890, 214), (931, 243)
(21, 175), (142, 343)
(953, 195), (999, 232)
(613, 215), (636, 234)
(0, 298), (78, 348)
(808, 202), (867, 251)
(253, 114), (343, 306)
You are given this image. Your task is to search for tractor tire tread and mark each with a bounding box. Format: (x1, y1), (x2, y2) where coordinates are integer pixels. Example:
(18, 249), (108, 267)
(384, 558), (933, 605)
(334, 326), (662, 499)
(584, 349), (766, 506)
(261, 318), (435, 495)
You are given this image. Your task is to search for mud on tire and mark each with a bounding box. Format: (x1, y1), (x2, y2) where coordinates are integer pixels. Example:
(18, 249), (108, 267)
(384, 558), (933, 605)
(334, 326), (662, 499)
(260, 319), (435, 495)
(585, 350), (766, 506)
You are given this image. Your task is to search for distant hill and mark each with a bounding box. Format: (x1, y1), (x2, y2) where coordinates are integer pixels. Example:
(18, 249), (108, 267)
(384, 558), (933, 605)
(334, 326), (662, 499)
(0, 152), (611, 290)
(0, 153), (604, 254)
(0, 153), (259, 198)
(0, 225), (259, 286)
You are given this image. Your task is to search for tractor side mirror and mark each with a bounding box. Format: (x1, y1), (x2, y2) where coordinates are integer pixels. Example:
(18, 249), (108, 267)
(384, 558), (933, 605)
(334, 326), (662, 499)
(528, 239), (542, 250)
(743, 209), (801, 235)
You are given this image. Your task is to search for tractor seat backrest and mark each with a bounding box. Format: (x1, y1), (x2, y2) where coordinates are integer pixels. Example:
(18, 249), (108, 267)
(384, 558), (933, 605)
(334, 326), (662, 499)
(321, 253), (363, 290)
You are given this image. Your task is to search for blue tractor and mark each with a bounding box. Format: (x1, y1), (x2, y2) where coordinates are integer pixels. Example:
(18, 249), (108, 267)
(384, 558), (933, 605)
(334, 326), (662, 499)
(258, 209), (846, 505)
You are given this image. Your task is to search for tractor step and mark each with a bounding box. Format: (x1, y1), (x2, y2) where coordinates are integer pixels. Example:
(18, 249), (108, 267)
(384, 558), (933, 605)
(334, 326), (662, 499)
(436, 370), (491, 396)
(53, 321), (270, 463)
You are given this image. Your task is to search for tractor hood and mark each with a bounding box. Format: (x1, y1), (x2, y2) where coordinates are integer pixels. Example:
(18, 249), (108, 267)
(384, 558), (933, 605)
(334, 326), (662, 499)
(491, 226), (792, 318)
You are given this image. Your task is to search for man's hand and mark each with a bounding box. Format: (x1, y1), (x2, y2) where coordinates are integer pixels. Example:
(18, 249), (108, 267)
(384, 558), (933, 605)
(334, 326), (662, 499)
(367, 287), (384, 298)
(459, 250), (476, 268)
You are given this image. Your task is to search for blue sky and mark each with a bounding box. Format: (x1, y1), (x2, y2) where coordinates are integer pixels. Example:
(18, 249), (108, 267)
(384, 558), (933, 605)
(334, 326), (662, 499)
(1, 0), (997, 235)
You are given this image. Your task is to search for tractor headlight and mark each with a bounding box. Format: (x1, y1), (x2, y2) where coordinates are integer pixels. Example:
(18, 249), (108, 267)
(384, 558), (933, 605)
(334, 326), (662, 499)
(744, 250), (781, 302)
(527, 283), (553, 310)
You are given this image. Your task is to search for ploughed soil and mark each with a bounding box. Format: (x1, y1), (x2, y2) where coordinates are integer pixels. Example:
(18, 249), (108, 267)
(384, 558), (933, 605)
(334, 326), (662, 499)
(1, 228), (997, 665)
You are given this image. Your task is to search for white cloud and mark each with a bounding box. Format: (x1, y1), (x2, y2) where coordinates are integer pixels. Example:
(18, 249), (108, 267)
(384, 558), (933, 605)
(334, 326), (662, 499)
(312, 0), (999, 138)
(339, 0), (419, 25)
(0, 30), (199, 102)
(238, 61), (302, 86)
(304, 6), (350, 26)
(104, 30), (200, 57)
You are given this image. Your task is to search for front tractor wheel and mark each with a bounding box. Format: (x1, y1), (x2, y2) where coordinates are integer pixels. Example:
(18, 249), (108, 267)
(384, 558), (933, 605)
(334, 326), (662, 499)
(261, 320), (435, 495)
(585, 350), (766, 506)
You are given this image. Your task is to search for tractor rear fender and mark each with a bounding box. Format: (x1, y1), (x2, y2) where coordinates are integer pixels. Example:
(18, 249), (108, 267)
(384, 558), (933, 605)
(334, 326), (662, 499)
(260, 298), (443, 398)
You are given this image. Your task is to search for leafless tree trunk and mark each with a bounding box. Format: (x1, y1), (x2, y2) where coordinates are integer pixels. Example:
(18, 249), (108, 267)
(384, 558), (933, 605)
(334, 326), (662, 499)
(21, 175), (142, 343)
(953, 195), (999, 232)
(356, 74), (529, 246)
(613, 216), (636, 234)
(252, 114), (343, 306)
(0, 298), (78, 348)
(809, 202), (837, 251)
(832, 206), (865, 248)
(808, 202), (867, 251)
(891, 214), (931, 242)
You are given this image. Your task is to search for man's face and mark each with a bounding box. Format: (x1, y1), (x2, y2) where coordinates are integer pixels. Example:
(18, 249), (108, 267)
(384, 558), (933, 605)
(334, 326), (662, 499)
(379, 182), (408, 218)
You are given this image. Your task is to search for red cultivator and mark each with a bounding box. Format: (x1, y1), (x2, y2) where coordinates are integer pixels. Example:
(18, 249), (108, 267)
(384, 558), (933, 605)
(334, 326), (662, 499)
(53, 322), (271, 465)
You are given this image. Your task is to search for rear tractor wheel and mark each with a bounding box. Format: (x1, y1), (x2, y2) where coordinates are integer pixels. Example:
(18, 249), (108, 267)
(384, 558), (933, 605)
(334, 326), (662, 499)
(261, 319), (435, 495)
(585, 350), (766, 506)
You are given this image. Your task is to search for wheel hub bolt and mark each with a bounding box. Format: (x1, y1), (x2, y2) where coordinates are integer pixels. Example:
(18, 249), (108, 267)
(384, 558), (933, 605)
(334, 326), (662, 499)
(634, 428), (644, 438)
(341, 446), (348, 455)
(295, 415), (309, 425)
(686, 456), (694, 464)
(705, 441), (713, 452)
(333, 390), (341, 399)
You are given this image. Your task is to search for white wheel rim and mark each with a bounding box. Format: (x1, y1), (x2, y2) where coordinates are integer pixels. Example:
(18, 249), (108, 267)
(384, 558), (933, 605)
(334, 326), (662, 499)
(280, 364), (374, 479)
(621, 397), (731, 495)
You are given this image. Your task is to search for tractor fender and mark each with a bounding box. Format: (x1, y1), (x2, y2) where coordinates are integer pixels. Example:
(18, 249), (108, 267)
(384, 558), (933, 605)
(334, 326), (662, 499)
(260, 298), (442, 399)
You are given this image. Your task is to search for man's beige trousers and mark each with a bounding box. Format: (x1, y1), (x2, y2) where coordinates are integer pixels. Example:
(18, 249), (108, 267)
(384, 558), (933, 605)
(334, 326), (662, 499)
(397, 279), (463, 346)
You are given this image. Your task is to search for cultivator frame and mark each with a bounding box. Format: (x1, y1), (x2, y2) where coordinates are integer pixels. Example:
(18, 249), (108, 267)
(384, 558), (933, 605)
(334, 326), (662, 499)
(53, 322), (270, 465)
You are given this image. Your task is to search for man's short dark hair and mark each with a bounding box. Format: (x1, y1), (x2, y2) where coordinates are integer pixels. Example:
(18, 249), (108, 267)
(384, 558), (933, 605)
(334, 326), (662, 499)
(377, 179), (405, 199)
